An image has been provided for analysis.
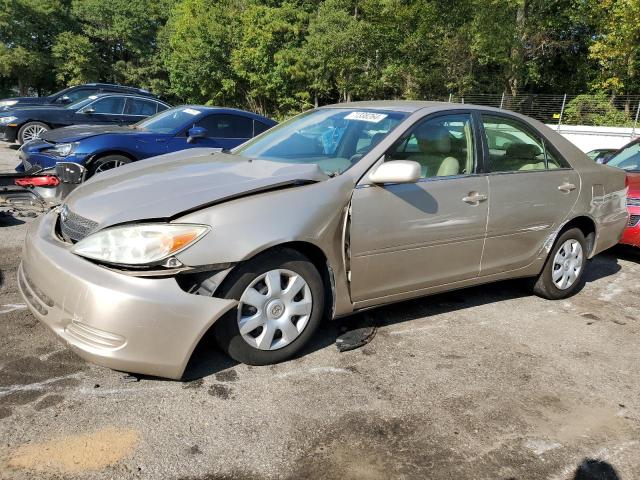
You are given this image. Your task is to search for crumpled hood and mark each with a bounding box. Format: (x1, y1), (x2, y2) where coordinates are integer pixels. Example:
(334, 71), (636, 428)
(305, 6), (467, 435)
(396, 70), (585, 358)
(64, 149), (329, 228)
(41, 124), (136, 143)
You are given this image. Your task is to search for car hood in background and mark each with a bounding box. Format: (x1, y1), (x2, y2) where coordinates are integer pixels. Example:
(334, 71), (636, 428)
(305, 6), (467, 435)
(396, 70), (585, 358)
(41, 124), (137, 143)
(0, 96), (52, 108)
(64, 149), (329, 228)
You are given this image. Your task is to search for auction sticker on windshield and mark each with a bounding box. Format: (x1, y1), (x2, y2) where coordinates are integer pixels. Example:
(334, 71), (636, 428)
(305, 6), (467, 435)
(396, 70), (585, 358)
(182, 108), (201, 116)
(344, 111), (388, 123)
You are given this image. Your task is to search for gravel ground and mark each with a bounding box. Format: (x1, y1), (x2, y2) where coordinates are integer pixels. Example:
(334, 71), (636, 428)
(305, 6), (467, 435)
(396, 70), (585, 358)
(0, 141), (639, 479)
(0, 141), (20, 172)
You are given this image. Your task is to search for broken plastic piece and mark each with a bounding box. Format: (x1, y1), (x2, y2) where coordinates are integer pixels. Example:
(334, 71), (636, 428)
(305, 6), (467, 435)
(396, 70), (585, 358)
(336, 326), (377, 352)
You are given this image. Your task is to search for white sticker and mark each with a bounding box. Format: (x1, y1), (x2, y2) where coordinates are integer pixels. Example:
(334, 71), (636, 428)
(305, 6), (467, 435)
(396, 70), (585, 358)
(344, 111), (388, 123)
(88, 95), (98, 99)
(182, 108), (201, 116)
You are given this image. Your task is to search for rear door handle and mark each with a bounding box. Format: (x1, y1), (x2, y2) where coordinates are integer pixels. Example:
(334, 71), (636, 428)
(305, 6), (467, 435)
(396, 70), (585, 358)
(558, 182), (577, 193)
(462, 192), (488, 204)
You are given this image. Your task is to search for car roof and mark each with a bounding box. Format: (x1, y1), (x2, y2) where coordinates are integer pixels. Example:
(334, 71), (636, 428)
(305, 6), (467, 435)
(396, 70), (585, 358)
(85, 93), (169, 105)
(320, 100), (454, 113)
(83, 83), (151, 93)
(179, 105), (276, 123)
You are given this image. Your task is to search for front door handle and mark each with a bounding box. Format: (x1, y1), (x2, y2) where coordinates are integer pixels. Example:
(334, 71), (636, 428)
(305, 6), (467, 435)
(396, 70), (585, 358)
(462, 192), (488, 204)
(558, 182), (577, 193)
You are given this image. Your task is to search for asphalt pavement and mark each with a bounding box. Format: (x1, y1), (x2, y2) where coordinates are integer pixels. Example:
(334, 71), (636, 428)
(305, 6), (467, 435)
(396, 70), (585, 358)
(0, 141), (639, 480)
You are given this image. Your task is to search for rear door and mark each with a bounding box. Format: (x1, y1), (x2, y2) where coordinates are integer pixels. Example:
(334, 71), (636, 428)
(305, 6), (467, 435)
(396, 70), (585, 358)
(123, 98), (161, 123)
(479, 113), (580, 276)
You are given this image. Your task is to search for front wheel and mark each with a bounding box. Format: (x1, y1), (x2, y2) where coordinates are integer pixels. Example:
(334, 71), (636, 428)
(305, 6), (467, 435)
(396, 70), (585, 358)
(211, 248), (325, 365)
(17, 121), (49, 144)
(89, 155), (131, 177)
(533, 228), (587, 299)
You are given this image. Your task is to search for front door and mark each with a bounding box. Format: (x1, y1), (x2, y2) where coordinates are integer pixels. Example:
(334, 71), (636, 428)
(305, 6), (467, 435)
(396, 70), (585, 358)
(75, 96), (127, 125)
(349, 113), (489, 303)
(478, 113), (581, 276)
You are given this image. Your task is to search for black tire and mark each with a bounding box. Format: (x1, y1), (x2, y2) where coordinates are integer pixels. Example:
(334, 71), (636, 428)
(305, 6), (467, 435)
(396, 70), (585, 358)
(212, 248), (325, 365)
(17, 121), (49, 144)
(533, 227), (588, 300)
(89, 155), (131, 177)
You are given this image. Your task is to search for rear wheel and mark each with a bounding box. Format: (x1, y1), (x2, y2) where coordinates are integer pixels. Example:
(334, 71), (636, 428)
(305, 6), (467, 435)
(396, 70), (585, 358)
(533, 228), (587, 299)
(211, 248), (325, 365)
(89, 155), (131, 176)
(17, 121), (49, 144)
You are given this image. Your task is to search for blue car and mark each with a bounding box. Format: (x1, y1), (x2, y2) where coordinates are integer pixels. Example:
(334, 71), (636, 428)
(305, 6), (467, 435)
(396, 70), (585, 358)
(17, 106), (277, 177)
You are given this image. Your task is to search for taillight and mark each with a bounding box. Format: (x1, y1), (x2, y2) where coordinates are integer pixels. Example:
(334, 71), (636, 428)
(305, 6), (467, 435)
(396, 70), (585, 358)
(15, 176), (60, 187)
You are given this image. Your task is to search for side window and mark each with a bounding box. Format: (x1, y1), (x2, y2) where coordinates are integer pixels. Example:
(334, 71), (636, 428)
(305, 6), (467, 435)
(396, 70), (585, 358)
(387, 113), (475, 178)
(89, 97), (126, 114)
(125, 98), (158, 116)
(545, 143), (571, 169)
(253, 120), (271, 136)
(196, 114), (253, 138)
(482, 115), (548, 172)
(156, 103), (169, 113)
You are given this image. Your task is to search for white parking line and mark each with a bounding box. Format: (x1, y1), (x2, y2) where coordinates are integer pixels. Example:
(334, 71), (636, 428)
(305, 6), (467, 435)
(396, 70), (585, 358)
(0, 303), (27, 314)
(0, 373), (82, 398)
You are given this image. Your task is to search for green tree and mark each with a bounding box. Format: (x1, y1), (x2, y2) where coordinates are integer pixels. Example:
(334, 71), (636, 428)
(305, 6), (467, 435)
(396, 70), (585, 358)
(52, 32), (99, 85)
(162, 0), (239, 105)
(588, 0), (640, 94)
(231, 1), (311, 116)
(0, 0), (72, 94)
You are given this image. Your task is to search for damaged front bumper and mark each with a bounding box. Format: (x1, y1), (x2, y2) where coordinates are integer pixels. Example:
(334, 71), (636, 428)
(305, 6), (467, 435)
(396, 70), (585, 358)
(19, 210), (237, 379)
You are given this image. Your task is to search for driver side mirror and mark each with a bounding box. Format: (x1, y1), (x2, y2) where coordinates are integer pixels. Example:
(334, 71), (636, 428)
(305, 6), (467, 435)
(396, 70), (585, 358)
(81, 107), (95, 114)
(187, 126), (207, 143)
(369, 160), (421, 184)
(57, 95), (71, 104)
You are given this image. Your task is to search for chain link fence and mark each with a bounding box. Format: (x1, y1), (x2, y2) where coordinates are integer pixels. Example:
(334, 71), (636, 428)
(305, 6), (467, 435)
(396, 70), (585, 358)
(438, 93), (640, 133)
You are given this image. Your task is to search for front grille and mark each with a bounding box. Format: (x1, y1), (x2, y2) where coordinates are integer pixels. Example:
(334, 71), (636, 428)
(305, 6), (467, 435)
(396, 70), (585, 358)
(628, 197), (640, 207)
(59, 209), (98, 242)
(629, 214), (640, 228)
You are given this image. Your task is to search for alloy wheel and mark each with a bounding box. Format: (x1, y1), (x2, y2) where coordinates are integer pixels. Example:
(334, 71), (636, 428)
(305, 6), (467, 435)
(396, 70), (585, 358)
(237, 268), (313, 351)
(94, 159), (126, 174)
(21, 124), (47, 142)
(552, 239), (584, 290)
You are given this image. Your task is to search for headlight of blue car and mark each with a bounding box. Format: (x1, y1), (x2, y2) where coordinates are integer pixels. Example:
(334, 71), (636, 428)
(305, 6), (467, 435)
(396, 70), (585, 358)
(47, 142), (79, 157)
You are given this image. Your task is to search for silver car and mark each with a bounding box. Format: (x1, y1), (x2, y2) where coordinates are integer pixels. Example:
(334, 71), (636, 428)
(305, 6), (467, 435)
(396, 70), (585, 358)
(19, 101), (628, 379)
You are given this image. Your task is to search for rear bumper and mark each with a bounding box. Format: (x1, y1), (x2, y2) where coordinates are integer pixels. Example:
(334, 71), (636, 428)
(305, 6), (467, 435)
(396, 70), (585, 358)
(19, 211), (237, 379)
(0, 186), (48, 215)
(620, 206), (640, 247)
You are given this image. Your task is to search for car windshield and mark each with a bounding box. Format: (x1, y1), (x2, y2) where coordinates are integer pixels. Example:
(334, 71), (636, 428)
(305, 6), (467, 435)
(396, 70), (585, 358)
(234, 108), (408, 175)
(607, 142), (640, 172)
(66, 96), (99, 110)
(133, 107), (202, 133)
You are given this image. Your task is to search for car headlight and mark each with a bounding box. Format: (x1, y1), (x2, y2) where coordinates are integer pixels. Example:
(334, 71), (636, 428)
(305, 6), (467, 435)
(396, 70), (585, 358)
(0, 100), (18, 107)
(71, 223), (210, 266)
(48, 142), (78, 157)
(0, 116), (17, 124)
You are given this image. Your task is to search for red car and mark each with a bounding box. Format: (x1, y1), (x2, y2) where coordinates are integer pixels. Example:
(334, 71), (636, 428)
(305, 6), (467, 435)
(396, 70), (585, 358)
(606, 139), (640, 247)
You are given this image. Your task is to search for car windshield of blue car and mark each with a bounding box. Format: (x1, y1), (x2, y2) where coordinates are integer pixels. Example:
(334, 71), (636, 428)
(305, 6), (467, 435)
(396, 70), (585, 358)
(133, 107), (203, 133)
(233, 108), (407, 176)
(607, 142), (640, 172)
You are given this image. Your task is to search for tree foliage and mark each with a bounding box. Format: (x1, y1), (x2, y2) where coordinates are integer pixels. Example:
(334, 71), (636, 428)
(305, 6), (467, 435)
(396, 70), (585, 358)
(0, 0), (638, 117)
